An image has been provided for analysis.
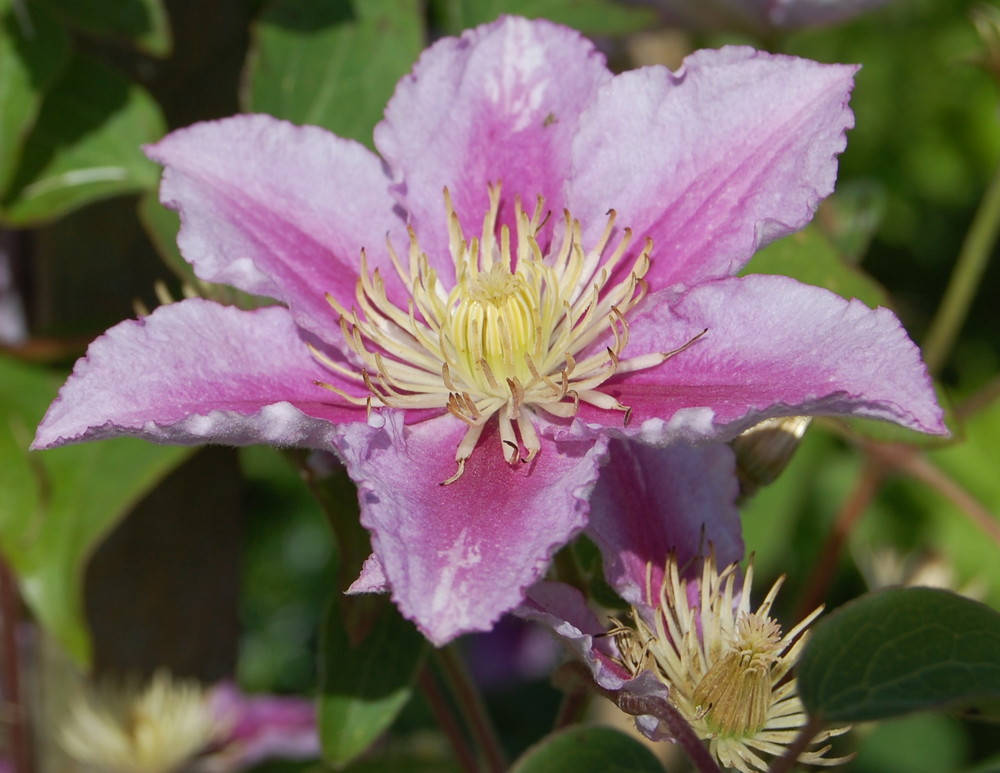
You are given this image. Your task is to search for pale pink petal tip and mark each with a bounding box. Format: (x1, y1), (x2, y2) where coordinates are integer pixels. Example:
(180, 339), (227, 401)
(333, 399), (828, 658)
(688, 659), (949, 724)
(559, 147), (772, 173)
(335, 416), (608, 646)
(32, 300), (359, 452)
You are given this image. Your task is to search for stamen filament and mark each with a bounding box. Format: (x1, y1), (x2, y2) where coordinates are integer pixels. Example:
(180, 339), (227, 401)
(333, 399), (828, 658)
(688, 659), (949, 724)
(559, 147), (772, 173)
(312, 183), (704, 482)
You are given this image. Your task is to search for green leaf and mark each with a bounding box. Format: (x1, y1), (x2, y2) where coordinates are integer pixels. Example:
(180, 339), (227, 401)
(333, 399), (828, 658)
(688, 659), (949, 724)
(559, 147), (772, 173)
(0, 355), (192, 663)
(798, 586), (1000, 723)
(510, 725), (666, 773)
(341, 759), (461, 773)
(37, 0), (171, 56)
(742, 222), (890, 309)
(1, 51), (165, 226)
(318, 596), (428, 766)
(816, 180), (888, 263)
(0, 1), (71, 193)
(244, 0), (424, 148)
(431, 0), (656, 36)
(852, 714), (967, 773)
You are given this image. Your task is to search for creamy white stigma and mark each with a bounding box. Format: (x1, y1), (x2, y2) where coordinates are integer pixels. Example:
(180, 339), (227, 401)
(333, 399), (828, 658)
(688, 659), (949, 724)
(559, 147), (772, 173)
(314, 183), (698, 484)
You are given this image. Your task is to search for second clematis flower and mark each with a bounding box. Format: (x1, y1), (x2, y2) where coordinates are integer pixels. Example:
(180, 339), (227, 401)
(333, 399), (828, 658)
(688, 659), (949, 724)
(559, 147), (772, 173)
(33, 16), (945, 645)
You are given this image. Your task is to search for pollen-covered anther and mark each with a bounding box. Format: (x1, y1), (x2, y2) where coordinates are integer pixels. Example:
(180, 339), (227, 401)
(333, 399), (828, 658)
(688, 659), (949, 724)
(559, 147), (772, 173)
(693, 613), (783, 736)
(314, 182), (703, 483)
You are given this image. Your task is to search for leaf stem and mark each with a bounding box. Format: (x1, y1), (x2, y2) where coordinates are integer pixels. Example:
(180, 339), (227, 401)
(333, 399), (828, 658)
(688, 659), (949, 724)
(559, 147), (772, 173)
(434, 645), (507, 773)
(287, 451), (369, 590)
(553, 685), (592, 730)
(923, 157), (1000, 375)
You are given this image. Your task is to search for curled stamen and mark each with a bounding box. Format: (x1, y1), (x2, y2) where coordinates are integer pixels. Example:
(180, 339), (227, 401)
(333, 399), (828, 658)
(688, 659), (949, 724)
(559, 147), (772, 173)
(441, 457), (467, 486)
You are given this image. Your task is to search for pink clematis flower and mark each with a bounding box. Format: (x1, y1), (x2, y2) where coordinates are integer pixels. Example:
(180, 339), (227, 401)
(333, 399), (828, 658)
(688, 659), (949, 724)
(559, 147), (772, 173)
(34, 16), (944, 645)
(628, 0), (891, 33)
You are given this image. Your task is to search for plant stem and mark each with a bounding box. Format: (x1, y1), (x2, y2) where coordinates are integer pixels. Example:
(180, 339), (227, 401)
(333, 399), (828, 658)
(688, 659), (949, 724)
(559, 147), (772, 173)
(418, 667), (479, 773)
(867, 441), (1000, 548)
(923, 158), (1000, 375)
(0, 557), (33, 773)
(553, 685), (592, 730)
(956, 374), (1000, 420)
(797, 458), (888, 618)
(290, 452), (370, 590)
(434, 645), (507, 773)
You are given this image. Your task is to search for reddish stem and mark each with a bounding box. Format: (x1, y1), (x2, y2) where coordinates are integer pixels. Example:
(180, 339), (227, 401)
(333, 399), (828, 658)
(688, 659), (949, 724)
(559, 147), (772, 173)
(576, 663), (722, 773)
(0, 557), (33, 773)
(797, 459), (888, 618)
(418, 667), (479, 773)
(867, 442), (1000, 548)
(434, 646), (507, 773)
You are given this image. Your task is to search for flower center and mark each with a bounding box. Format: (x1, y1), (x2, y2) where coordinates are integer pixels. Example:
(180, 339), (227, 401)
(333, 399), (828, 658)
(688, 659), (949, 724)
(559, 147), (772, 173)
(313, 183), (702, 483)
(449, 265), (538, 388)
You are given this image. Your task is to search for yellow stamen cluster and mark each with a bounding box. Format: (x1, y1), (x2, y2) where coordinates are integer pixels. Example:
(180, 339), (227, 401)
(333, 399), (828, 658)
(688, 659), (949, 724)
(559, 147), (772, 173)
(613, 555), (851, 773)
(313, 183), (702, 484)
(58, 671), (221, 773)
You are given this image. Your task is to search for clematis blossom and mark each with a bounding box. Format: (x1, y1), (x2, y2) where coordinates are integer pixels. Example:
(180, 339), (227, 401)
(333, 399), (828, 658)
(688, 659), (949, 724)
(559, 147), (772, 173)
(517, 439), (743, 736)
(627, 0), (891, 34)
(34, 16), (945, 645)
(519, 441), (846, 772)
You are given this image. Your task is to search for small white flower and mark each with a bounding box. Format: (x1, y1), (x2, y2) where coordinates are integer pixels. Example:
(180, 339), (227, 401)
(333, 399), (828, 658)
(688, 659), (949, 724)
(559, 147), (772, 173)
(59, 671), (222, 773)
(614, 554), (851, 773)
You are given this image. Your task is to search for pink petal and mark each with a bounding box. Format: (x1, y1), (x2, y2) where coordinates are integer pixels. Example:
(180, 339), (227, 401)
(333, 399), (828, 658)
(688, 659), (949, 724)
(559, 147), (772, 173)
(145, 115), (406, 341)
(334, 413), (608, 645)
(587, 441), (742, 608)
(517, 581), (631, 690)
(347, 553), (389, 594)
(33, 300), (362, 450)
(568, 48), (856, 288)
(517, 581), (671, 740)
(206, 683), (318, 772)
(375, 16), (611, 264)
(580, 276), (946, 441)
